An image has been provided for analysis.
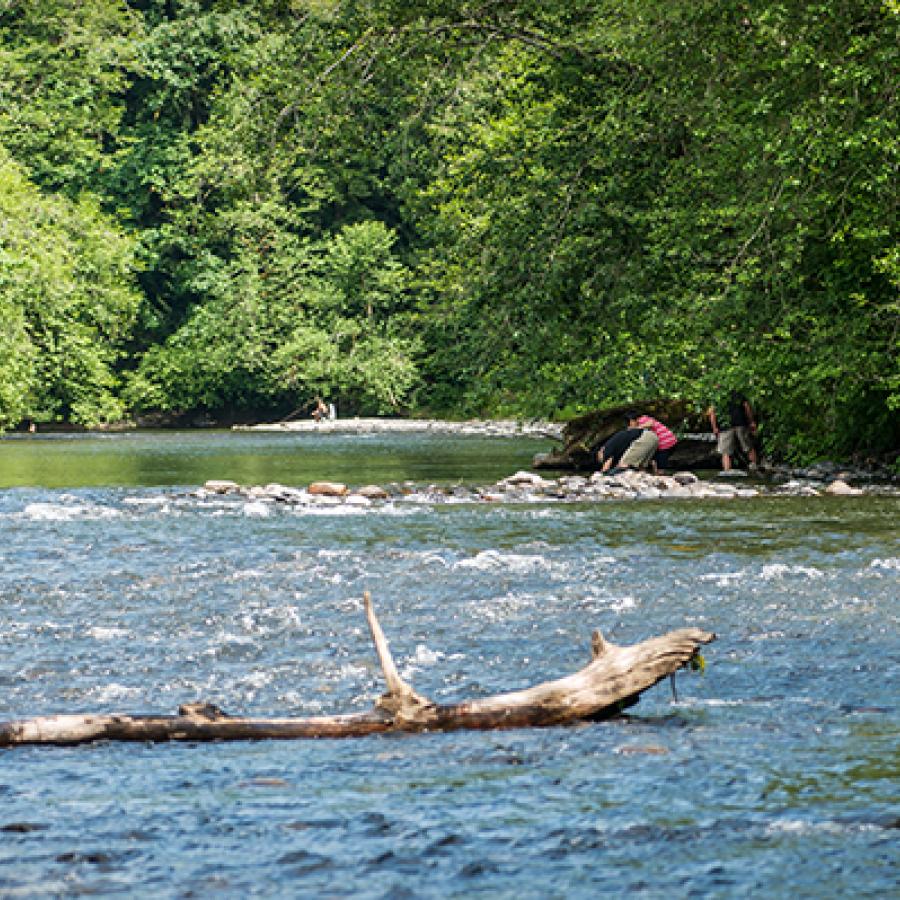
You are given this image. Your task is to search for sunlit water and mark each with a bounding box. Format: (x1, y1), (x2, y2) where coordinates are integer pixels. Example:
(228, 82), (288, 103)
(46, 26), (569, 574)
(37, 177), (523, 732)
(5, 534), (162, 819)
(1, 432), (897, 897)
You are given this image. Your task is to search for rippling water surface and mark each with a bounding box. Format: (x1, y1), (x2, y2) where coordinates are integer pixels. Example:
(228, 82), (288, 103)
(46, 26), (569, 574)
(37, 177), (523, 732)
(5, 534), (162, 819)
(1, 432), (897, 897)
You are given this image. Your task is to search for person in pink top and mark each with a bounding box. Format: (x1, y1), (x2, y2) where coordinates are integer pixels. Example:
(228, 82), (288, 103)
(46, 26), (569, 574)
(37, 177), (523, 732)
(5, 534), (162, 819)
(633, 414), (678, 474)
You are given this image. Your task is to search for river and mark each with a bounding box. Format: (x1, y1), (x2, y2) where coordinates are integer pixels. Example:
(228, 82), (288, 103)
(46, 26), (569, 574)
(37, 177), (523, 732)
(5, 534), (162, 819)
(1, 431), (897, 897)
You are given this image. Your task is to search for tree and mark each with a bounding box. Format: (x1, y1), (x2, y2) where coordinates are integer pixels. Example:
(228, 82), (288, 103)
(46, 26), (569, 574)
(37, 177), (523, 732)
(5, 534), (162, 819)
(0, 149), (140, 427)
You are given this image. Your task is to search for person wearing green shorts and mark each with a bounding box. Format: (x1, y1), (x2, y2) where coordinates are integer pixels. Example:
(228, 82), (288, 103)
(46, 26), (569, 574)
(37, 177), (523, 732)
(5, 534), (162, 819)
(618, 425), (659, 470)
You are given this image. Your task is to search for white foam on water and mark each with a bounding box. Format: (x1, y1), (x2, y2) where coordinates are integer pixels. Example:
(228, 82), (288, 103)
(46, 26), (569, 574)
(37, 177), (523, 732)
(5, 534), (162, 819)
(870, 557), (900, 570)
(457, 549), (550, 573)
(228, 568), (269, 582)
(21, 502), (120, 521)
(90, 682), (142, 702)
(86, 625), (130, 641)
(419, 552), (450, 567)
(467, 590), (541, 623)
(289, 503), (374, 517)
(315, 548), (356, 560)
(336, 662), (369, 681)
(760, 563), (825, 580)
(764, 819), (851, 837)
(609, 594), (638, 612)
(122, 495), (170, 506)
(699, 570), (746, 586)
(411, 644), (444, 665)
(236, 605), (301, 636)
(400, 644), (445, 679)
(240, 669), (273, 690)
(242, 501), (272, 517)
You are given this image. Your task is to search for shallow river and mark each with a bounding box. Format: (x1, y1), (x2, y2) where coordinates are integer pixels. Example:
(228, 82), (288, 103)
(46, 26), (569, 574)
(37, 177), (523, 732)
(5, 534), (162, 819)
(1, 431), (897, 897)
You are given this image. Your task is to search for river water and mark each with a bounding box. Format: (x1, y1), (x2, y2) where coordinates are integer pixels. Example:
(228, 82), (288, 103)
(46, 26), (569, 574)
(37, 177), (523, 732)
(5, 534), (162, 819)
(1, 431), (897, 897)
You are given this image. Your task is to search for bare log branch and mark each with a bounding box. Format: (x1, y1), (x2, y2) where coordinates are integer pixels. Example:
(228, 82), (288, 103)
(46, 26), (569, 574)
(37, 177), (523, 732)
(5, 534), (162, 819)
(0, 595), (714, 747)
(363, 590), (434, 721)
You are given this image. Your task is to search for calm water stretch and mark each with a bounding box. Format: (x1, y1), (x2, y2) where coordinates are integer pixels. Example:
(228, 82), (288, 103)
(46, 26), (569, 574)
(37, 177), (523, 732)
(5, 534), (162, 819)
(1, 431), (897, 898)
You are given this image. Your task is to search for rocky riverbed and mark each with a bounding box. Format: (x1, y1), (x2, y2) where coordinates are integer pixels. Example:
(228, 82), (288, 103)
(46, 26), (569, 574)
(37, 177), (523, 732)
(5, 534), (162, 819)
(198, 464), (898, 511)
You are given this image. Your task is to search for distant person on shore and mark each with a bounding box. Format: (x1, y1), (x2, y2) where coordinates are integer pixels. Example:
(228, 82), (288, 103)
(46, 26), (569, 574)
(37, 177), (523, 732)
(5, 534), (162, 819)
(708, 391), (759, 471)
(633, 413), (678, 474)
(312, 397), (328, 422)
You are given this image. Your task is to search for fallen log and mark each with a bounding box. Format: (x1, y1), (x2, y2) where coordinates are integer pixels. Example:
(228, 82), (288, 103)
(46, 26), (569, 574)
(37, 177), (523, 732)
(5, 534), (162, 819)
(0, 593), (714, 747)
(532, 399), (717, 471)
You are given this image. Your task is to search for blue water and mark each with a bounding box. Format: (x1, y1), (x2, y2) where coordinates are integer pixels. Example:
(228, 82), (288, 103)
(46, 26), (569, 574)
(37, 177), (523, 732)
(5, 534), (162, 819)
(1, 433), (897, 897)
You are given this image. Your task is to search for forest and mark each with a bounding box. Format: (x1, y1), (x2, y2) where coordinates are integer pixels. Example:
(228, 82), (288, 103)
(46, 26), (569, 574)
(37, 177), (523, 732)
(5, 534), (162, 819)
(0, 0), (897, 463)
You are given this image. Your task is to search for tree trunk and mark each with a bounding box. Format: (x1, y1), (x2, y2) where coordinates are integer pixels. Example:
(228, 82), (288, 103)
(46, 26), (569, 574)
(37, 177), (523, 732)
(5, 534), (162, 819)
(0, 593), (714, 747)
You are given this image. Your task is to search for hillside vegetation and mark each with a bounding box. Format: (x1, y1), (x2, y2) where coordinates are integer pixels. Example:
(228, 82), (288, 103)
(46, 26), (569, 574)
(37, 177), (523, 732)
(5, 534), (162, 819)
(1, 0), (897, 461)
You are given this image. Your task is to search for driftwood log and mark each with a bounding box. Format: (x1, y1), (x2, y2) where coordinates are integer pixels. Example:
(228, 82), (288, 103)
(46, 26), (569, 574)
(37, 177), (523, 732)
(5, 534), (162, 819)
(0, 593), (714, 747)
(533, 399), (717, 471)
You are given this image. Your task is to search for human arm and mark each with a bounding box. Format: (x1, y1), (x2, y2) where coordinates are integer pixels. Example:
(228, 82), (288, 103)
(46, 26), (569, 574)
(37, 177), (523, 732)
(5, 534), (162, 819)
(743, 400), (757, 431)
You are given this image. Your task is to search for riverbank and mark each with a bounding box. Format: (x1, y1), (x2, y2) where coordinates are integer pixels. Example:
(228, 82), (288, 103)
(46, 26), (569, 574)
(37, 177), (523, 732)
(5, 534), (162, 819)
(233, 417), (563, 439)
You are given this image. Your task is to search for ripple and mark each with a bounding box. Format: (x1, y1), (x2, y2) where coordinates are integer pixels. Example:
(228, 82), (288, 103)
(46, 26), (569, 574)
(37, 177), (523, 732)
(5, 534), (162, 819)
(1, 479), (898, 898)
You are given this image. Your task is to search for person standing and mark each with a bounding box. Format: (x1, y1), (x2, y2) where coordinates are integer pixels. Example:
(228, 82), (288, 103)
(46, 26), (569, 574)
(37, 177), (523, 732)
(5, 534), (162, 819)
(708, 391), (758, 471)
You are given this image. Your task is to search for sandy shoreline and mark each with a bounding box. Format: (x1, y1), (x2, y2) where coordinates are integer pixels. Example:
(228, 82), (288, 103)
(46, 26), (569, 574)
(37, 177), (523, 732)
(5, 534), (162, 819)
(233, 417), (563, 439)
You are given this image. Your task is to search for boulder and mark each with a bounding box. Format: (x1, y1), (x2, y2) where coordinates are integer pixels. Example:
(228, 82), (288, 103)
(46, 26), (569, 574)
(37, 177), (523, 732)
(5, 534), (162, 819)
(500, 471), (552, 488)
(825, 479), (863, 496)
(356, 484), (389, 500)
(308, 481), (348, 497)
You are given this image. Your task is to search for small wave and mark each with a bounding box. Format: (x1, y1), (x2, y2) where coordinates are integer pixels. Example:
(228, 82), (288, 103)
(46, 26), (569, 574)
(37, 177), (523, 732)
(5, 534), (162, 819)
(699, 571), (746, 586)
(289, 504), (376, 517)
(457, 550), (550, 573)
(239, 669), (274, 690)
(759, 563), (824, 580)
(609, 595), (638, 612)
(122, 495), (170, 507)
(400, 645), (445, 679)
(870, 558), (900, 570)
(468, 590), (540, 622)
(765, 819), (857, 837)
(90, 683), (142, 702)
(86, 626), (130, 641)
(21, 502), (120, 521)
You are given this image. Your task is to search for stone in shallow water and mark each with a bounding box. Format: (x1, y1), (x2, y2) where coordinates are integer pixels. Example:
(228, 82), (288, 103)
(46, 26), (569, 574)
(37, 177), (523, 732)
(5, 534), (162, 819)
(825, 479), (863, 496)
(356, 484), (389, 500)
(308, 481), (348, 497)
(203, 479), (241, 494)
(500, 470), (552, 488)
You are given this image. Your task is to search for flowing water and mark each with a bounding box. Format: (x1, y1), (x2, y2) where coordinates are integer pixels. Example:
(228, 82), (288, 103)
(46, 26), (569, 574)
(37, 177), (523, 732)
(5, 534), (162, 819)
(1, 431), (897, 897)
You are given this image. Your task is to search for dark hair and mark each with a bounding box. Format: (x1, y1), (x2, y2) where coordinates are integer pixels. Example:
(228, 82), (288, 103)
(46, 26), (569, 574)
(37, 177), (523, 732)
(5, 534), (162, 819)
(624, 411), (639, 424)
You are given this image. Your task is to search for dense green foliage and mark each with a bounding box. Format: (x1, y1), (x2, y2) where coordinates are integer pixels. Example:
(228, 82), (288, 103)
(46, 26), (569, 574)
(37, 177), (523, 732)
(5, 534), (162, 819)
(0, 0), (897, 460)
